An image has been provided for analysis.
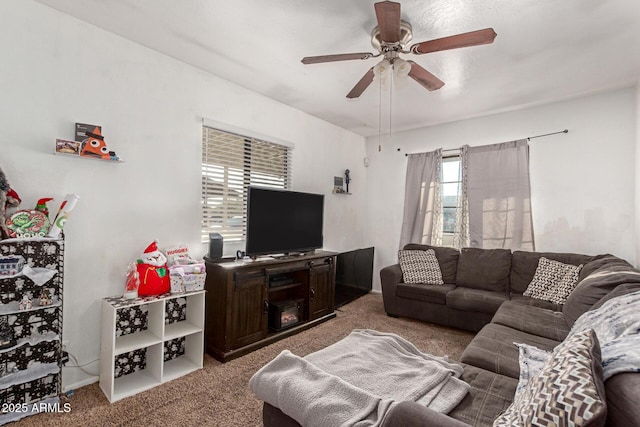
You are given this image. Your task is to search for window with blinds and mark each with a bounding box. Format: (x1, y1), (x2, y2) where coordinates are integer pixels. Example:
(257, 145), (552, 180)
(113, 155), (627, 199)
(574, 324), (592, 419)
(201, 126), (292, 243)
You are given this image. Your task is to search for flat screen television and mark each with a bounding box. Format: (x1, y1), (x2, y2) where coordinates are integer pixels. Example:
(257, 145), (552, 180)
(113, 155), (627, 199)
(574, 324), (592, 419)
(246, 187), (324, 257)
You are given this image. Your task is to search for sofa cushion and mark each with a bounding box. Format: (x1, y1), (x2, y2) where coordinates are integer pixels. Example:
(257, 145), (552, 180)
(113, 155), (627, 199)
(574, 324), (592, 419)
(510, 251), (595, 294)
(460, 323), (560, 379)
(492, 301), (570, 341)
(448, 365), (517, 427)
(404, 244), (460, 284)
(605, 373), (640, 427)
(508, 294), (562, 311)
(563, 258), (640, 326)
(494, 329), (607, 427)
(396, 283), (455, 305)
(398, 249), (444, 284)
(446, 288), (509, 314)
(522, 257), (582, 304)
(578, 254), (631, 282)
(456, 248), (511, 292)
(590, 283), (640, 311)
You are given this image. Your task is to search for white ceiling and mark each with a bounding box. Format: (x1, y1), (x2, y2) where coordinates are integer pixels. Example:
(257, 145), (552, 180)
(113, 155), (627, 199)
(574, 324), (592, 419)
(35, 0), (640, 137)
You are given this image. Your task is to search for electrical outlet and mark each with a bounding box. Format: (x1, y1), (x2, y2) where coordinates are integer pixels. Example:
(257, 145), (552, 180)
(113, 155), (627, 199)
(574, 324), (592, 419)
(62, 340), (69, 350)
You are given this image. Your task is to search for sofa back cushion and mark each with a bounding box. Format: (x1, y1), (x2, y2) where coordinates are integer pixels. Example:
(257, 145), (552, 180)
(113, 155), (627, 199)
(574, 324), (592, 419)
(403, 244), (459, 284)
(563, 255), (640, 326)
(510, 251), (596, 294)
(455, 247), (511, 292)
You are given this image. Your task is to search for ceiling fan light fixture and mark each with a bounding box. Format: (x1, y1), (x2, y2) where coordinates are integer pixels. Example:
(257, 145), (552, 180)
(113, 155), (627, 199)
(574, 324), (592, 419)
(393, 58), (411, 80)
(373, 59), (391, 78)
(373, 59), (392, 86)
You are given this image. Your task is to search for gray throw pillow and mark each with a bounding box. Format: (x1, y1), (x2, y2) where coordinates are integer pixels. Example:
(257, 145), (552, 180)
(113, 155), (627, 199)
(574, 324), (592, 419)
(398, 249), (444, 285)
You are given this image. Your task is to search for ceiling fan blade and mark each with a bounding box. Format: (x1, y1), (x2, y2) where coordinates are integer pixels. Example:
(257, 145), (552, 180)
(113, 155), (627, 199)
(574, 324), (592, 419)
(410, 28), (497, 55)
(346, 67), (375, 99)
(374, 1), (401, 43)
(302, 52), (374, 65)
(407, 61), (444, 91)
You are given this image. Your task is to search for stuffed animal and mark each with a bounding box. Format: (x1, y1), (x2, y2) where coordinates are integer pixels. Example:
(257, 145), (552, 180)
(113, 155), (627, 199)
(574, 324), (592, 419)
(0, 166), (21, 240)
(136, 241), (170, 296)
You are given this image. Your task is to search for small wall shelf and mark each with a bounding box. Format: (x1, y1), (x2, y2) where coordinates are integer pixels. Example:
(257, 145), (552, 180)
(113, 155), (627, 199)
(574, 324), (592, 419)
(53, 151), (125, 163)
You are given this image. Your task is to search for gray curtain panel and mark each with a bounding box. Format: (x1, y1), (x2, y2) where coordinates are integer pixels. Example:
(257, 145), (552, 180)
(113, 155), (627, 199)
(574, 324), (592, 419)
(399, 149), (443, 249)
(465, 139), (535, 250)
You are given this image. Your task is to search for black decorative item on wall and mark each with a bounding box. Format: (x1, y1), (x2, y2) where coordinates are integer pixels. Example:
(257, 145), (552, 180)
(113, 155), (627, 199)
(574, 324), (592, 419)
(344, 169), (351, 193)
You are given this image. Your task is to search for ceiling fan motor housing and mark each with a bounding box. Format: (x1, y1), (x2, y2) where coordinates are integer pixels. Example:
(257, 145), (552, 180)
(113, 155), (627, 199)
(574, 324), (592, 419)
(371, 20), (413, 51)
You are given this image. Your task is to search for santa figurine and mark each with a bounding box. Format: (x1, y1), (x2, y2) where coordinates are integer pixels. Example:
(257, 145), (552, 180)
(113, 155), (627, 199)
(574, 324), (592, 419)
(136, 241), (170, 296)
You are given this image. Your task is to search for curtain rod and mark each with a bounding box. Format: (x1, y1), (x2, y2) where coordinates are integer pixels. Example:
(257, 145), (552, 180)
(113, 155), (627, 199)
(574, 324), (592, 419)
(403, 129), (569, 156)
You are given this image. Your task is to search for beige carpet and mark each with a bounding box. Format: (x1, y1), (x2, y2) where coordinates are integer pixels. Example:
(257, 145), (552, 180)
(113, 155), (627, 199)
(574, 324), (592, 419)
(14, 293), (473, 427)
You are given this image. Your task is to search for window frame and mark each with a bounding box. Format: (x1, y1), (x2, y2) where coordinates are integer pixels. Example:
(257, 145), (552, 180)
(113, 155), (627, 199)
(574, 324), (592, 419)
(201, 122), (293, 244)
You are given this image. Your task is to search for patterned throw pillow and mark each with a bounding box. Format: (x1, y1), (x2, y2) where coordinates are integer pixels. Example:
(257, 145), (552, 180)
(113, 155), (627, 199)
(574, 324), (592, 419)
(494, 329), (607, 427)
(523, 257), (583, 304)
(398, 249), (444, 285)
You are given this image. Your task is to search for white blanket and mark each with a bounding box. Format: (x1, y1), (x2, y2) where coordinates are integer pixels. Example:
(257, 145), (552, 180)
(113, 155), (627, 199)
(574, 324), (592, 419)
(249, 329), (469, 427)
(569, 290), (640, 380)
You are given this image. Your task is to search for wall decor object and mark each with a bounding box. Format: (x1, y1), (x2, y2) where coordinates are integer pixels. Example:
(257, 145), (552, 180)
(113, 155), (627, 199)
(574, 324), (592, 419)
(5, 209), (50, 238)
(75, 123), (101, 142)
(47, 194), (79, 238)
(55, 139), (80, 155)
(333, 176), (345, 193)
(54, 123), (124, 162)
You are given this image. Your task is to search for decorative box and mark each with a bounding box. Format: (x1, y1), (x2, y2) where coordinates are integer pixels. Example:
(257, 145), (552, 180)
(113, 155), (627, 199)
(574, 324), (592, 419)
(169, 263), (206, 293)
(269, 299), (304, 331)
(0, 255), (25, 276)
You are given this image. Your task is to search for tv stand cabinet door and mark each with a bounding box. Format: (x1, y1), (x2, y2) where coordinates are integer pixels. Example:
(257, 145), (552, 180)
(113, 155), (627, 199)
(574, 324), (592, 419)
(230, 273), (268, 349)
(308, 259), (335, 320)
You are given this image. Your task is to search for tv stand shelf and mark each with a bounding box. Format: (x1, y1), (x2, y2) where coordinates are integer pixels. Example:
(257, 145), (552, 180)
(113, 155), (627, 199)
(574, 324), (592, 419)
(204, 251), (336, 362)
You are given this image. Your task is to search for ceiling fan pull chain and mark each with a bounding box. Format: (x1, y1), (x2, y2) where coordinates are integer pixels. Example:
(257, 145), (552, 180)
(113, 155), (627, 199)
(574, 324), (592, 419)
(378, 78), (382, 152)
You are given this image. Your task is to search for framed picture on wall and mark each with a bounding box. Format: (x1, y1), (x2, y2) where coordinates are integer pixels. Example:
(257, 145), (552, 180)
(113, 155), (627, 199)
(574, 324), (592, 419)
(55, 139), (80, 155)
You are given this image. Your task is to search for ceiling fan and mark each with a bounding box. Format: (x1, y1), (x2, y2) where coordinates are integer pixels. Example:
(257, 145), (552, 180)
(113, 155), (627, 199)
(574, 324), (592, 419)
(301, 1), (497, 98)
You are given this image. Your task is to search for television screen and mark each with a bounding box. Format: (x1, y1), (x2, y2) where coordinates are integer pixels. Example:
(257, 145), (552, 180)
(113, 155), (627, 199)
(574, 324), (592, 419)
(246, 187), (324, 257)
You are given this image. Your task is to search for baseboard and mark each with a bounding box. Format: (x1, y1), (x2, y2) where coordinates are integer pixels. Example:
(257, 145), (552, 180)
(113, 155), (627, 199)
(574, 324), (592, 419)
(62, 375), (98, 393)
(369, 289), (382, 294)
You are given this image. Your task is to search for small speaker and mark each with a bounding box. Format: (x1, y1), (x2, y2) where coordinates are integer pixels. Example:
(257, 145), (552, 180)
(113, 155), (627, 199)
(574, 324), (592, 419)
(208, 233), (223, 259)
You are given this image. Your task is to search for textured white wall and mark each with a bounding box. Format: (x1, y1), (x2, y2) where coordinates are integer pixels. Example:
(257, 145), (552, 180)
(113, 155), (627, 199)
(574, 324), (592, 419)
(0, 1), (367, 390)
(366, 87), (638, 290)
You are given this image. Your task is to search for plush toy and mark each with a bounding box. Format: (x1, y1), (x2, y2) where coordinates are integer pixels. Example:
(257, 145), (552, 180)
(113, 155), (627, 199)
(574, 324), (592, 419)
(0, 166), (21, 240)
(136, 241), (170, 296)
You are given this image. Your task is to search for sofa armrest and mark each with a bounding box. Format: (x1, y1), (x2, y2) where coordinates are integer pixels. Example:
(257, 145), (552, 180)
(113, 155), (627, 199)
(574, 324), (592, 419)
(381, 402), (470, 427)
(381, 264), (403, 290)
(380, 264), (403, 314)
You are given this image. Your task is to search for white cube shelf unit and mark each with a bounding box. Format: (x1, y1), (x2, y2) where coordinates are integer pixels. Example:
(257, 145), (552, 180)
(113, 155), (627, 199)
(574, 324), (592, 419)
(99, 290), (205, 403)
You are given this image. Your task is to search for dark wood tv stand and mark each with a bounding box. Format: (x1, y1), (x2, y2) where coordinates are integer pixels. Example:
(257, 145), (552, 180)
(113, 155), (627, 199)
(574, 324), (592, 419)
(203, 251), (337, 362)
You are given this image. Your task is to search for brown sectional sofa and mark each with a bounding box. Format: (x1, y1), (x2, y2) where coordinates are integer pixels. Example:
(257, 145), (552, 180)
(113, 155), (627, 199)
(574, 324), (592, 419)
(261, 244), (640, 426)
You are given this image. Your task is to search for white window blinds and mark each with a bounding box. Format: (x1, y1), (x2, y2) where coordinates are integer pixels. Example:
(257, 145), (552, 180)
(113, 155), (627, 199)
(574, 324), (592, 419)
(201, 126), (293, 243)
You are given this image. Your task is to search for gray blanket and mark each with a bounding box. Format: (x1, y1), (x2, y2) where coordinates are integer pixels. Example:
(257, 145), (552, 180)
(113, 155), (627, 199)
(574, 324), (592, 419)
(249, 329), (469, 427)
